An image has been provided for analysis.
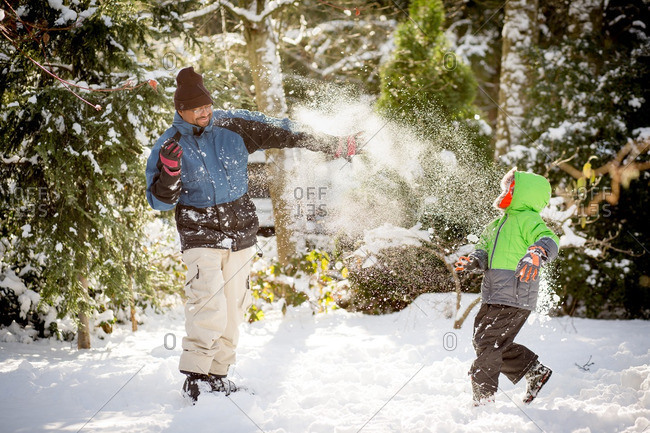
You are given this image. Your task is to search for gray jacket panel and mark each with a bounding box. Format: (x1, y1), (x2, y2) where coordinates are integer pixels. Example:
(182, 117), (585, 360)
(481, 236), (558, 310)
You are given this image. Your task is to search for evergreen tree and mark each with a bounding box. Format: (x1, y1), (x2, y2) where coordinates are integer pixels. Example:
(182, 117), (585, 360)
(442, 0), (504, 129)
(0, 0), (182, 345)
(374, 0), (496, 237)
(515, 0), (650, 318)
(376, 0), (479, 127)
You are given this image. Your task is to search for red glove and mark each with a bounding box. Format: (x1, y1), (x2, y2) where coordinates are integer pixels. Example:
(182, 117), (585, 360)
(516, 246), (547, 282)
(159, 138), (182, 176)
(335, 133), (361, 159)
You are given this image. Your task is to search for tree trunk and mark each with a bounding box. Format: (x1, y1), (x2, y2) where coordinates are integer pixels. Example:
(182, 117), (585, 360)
(568, 0), (601, 38)
(130, 277), (138, 332)
(243, 2), (296, 265)
(494, 0), (539, 156)
(77, 275), (91, 349)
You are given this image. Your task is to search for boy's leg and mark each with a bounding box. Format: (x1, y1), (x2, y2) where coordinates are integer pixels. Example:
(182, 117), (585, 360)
(501, 341), (538, 384)
(469, 304), (533, 396)
(209, 246), (255, 377)
(179, 248), (229, 376)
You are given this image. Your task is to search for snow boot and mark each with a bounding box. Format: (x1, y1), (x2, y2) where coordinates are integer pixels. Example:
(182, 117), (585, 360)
(181, 371), (212, 404)
(471, 378), (495, 406)
(523, 361), (552, 404)
(208, 374), (238, 396)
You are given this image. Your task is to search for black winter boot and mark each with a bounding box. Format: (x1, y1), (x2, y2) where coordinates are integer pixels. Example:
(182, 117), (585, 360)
(523, 361), (552, 404)
(471, 377), (495, 406)
(181, 371), (212, 404)
(208, 374), (238, 396)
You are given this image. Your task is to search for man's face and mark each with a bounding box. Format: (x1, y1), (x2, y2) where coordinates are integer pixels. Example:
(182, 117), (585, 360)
(179, 104), (213, 128)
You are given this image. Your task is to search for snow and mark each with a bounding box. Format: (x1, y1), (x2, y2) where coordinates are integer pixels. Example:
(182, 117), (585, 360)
(18, 289), (40, 319)
(182, 0), (294, 24)
(351, 224), (430, 268)
(0, 294), (649, 432)
(48, 0), (78, 25)
(0, 269), (27, 295)
(633, 127), (650, 141)
(81, 150), (103, 175)
(628, 97), (644, 108)
(21, 223), (32, 238)
(559, 220), (587, 249)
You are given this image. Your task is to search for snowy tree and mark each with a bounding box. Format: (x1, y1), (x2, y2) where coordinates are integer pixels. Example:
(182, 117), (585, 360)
(374, 0), (495, 235)
(279, 1), (398, 95)
(376, 0), (480, 124)
(0, 0), (180, 347)
(494, 0), (538, 156)
(443, 0), (504, 131)
(334, 0), (500, 318)
(511, 0), (650, 318)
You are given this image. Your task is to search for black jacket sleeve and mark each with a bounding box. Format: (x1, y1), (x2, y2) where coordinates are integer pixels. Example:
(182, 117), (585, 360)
(150, 159), (182, 205)
(213, 116), (338, 155)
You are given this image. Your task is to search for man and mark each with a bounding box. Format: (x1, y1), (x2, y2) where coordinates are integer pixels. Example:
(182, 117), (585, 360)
(145, 67), (356, 402)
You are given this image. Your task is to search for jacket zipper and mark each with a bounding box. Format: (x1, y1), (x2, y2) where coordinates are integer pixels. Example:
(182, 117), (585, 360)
(489, 214), (509, 269)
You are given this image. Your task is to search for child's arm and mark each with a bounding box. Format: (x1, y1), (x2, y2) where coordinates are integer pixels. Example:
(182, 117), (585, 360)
(516, 215), (560, 282)
(455, 219), (499, 272)
(526, 215), (560, 263)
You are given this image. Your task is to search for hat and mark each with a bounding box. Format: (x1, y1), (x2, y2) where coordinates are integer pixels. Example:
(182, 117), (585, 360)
(494, 167), (517, 209)
(174, 67), (213, 111)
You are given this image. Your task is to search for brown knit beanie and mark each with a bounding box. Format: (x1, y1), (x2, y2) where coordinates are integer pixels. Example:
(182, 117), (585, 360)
(174, 67), (214, 111)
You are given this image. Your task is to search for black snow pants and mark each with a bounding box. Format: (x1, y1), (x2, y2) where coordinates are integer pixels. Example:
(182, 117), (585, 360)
(469, 303), (538, 395)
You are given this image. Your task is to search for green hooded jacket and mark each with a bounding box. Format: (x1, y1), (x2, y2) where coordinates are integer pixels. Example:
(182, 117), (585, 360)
(474, 171), (560, 310)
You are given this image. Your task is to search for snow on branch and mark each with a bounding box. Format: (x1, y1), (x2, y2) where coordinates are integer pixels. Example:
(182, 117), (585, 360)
(182, 0), (295, 24)
(196, 32), (246, 48)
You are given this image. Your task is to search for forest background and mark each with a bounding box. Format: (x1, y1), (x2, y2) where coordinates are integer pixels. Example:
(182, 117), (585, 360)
(1, 0), (648, 347)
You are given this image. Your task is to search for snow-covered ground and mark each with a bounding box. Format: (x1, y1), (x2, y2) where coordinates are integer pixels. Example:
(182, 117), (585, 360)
(1, 293), (649, 433)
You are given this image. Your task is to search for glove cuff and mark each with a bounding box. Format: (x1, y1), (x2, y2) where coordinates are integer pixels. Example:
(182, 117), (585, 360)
(469, 249), (488, 271)
(528, 245), (548, 263)
(163, 165), (181, 177)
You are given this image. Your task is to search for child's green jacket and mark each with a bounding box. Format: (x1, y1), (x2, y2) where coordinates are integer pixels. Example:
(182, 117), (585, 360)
(474, 171), (560, 310)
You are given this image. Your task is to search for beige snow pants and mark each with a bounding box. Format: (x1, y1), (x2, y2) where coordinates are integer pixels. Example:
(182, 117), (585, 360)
(179, 247), (254, 376)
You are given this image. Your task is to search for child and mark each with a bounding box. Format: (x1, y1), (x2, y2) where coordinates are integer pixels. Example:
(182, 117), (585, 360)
(455, 168), (559, 406)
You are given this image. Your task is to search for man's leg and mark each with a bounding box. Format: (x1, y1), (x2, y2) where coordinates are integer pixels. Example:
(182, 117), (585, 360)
(209, 246), (255, 377)
(179, 247), (228, 376)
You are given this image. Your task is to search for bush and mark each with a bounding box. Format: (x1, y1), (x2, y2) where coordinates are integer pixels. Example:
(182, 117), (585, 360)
(342, 244), (455, 314)
(248, 249), (346, 322)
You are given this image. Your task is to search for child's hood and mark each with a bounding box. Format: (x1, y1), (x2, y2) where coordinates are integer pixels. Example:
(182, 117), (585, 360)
(508, 171), (552, 212)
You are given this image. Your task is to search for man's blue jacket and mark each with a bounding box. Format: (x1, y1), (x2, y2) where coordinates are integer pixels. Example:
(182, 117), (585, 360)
(146, 109), (334, 252)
